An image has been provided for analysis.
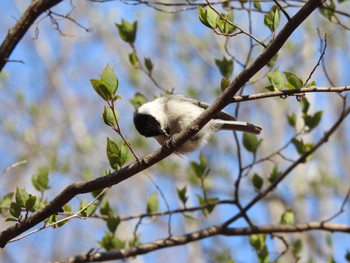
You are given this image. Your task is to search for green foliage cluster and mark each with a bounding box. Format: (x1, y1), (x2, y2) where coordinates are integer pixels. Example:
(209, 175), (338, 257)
(2, 0), (350, 261)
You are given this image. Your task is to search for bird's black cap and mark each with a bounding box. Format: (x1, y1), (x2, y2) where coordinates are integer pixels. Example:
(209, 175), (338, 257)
(133, 111), (169, 137)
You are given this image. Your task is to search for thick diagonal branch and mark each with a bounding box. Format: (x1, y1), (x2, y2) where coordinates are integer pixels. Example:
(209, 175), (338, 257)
(0, 0), (63, 71)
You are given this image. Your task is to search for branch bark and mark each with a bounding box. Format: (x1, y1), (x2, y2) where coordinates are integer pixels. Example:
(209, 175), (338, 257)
(0, 0), (323, 248)
(230, 86), (350, 103)
(58, 222), (350, 262)
(0, 0), (63, 72)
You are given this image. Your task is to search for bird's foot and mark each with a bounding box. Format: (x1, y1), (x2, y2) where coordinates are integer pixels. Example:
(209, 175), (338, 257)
(165, 136), (177, 150)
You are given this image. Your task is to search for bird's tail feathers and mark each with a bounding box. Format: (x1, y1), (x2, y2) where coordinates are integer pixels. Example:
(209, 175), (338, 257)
(218, 120), (262, 134)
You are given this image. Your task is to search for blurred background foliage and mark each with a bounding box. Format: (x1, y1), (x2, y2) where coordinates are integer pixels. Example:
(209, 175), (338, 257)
(0, 0), (350, 262)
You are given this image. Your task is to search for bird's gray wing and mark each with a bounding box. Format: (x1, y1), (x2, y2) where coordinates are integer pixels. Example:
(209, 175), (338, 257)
(180, 96), (237, 121)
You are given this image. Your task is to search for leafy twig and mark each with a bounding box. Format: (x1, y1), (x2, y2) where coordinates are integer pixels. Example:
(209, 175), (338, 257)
(8, 188), (109, 243)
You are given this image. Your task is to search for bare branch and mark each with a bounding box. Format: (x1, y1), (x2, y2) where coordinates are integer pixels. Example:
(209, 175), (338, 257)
(58, 222), (350, 262)
(304, 32), (327, 85)
(230, 86), (350, 103)
(223, 105), (350, 228)
(2, 160), (27, 174)
(273, 0), (291, 21)
(0, 0), (63, 72)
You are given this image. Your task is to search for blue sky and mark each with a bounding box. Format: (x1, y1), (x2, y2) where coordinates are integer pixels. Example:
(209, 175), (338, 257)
(1, 0), (350, 262)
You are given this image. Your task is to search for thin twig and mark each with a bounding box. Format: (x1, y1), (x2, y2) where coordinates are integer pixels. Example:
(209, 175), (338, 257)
(2, 160), (27, 174)
(230, 86), (350, 103)
(146, 175), (173, 238)
(304, 32), (327, 86)
(109, 100), (140, 161)
(9, 188), (109, 243)
(273, 0), (291, 21)
(206, 0), (267, 48)
(130, 44), (173, 93)
(321, 188), (350, 223)
(223, 105), (350, 228)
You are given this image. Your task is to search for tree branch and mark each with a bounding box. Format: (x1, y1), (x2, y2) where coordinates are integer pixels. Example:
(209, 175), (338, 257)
(0, 0), (63, 72)
(58, 222), (350, 262)
(0, 0), (323, 248)
(223, 105), (350, 228)
(230, 86), (350, 103)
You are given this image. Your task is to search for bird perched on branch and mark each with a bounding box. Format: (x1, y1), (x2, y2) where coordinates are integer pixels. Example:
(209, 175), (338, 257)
(133, 94), (262, 153)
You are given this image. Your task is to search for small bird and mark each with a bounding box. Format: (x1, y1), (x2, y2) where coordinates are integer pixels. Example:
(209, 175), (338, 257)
(133, 94), (262, 153)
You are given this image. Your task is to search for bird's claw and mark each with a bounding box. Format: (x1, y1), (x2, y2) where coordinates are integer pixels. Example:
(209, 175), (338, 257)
(165, 136), (177, 150)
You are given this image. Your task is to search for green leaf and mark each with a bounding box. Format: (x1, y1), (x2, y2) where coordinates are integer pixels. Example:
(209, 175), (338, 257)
(287, 113), (297, 128)
(267, 67), (284, 91)
(267, 53), (278, 68)
(99, 232), (125, 251)
(106, 138), (121, 170)
(78, 198), (88, 217)
(326, 233), (333, 247)
(306, 80), (317, 87)
(225, 256), (235, 263)
(32, 168), (50, 192)
(115, 19), (137, 44)
(63, 204), (72, 213)
(252, 173), (264, 190)
(130, 92), (148, 109)
(243, 133), (261, 153)
(0, 193), (14, 214)
(144, 57), (153, 73)
(249, 234), (266, 250)
(197, 195), (218, 216)
(216, 11), (235, 34)
(10, 202), (21, 218)
(102, 106), (119, 127)
(280, 209), (294, 225)
(304, 111), (323, 130)
(293, 239), (303, 257)
(254, 1), (262, 11)
(264, 5), (280, 32)
(101, 64), (118, 95)
(107, 215), (121, 233)
(283, 72), (304, 89)
(86, 203), (98, 217)
(119, 143), (131, 167)
(47, 214), (59, 227)
(273, 7), (280, 31)
(90, 79), (113, 101)
(177, 186), (188, 206)
(319, 0), (335, 21)
(220, 77), (230, 92)
(146, 192), (159, 213)
(190, 153), (207, 178)
(291, 138), (305, 154)
(300, 97), (310, 114)
(345, 250), (350, 262)
(215, 56), (234, 79)
(25, 195), (36, 211)
(128, 51), (139, 68)
(15, 187), (29, 208)
(198, 6), (218, 29)
(100, 199), (113, 217)
(268, 165), (282, 183)
(78, 199), (97, 217)
(291, 138), (314, 161)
